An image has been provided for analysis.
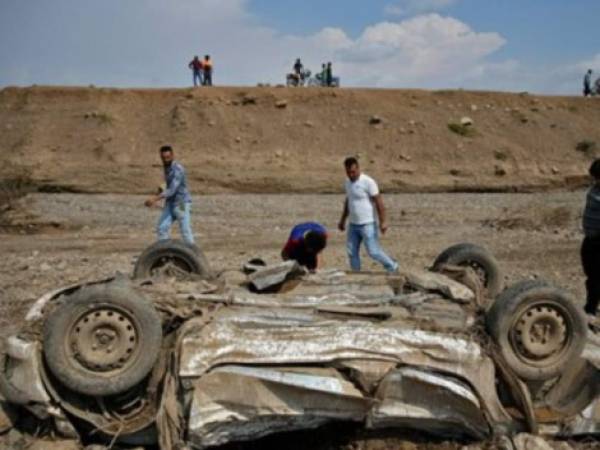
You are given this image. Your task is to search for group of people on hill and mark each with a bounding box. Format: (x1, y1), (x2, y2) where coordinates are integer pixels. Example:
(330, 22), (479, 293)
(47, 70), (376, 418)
(583, 69), (600, 97)
(188, 55), (213, 87)
(293, 58), (335, 86)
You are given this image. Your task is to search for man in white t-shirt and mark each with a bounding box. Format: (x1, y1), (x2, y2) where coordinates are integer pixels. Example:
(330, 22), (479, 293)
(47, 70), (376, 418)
(338, 157), (398, 272)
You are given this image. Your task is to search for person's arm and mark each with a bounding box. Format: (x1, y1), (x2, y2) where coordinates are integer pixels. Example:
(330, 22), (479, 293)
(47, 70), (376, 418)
(373, 194), (388, 234)
(145, 167), (184, 207)
(338, 198), (349, 231)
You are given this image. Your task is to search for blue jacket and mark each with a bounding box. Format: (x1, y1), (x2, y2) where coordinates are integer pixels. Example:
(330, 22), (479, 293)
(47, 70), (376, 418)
(160, 161), (192, 206)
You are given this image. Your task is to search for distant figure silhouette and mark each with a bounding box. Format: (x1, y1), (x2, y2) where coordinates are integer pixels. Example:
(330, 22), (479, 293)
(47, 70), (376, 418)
(188, 56), (203, 87)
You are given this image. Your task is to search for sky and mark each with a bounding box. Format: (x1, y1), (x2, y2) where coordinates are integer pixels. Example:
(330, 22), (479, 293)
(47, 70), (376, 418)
(1, 0), (599, 94)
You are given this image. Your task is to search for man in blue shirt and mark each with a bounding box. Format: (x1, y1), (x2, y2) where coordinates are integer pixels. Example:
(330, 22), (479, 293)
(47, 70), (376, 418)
(144, 145), (194, 244)
(281, 222), (327, 271)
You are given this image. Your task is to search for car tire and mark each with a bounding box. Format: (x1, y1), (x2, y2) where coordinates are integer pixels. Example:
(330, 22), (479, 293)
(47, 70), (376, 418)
(133, 239), (210, 280)
(43, 283), (162, 397)
(433, 243), (502, 297)
(486, 280), (587, 381)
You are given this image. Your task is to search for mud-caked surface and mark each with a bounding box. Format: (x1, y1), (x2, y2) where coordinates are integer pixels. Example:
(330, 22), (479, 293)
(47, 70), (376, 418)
(0, 190), (592, 449)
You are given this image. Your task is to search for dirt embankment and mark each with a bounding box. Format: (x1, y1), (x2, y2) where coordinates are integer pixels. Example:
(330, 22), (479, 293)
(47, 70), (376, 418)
(0, 86), (599, 194)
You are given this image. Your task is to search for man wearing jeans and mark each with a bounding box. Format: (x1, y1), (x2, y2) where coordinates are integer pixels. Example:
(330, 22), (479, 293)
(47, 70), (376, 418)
(144, 145), (194, 244)
(338, 157), (398, 272)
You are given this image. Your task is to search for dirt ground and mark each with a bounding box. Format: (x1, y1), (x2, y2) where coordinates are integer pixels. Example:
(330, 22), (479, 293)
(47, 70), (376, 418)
(1, 86), (600, 195)
(0, 190), (592, 449)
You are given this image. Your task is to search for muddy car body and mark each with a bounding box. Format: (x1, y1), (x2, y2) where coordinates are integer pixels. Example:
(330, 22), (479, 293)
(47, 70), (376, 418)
(1, 241), (599, 449)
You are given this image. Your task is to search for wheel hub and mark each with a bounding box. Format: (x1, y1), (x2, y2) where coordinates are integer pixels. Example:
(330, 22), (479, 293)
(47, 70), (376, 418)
(514, 305), (567, 360)
(70, 308), (138, 372)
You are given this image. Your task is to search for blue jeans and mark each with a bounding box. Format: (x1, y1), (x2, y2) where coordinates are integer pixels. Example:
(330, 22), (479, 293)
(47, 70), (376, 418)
(193, 71), (203, 87)
(347, 222), (398, 272)
(157, 202), (195, 244)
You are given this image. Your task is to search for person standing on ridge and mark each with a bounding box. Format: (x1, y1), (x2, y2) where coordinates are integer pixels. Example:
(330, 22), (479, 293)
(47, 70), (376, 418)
(338, 157), (398, 273)
(326, 62), (333, 87)
(203, 55), (213, 86)
(144, 145), (195, 244)
(188, 56), (203, 87)
(584, 69), (593, 97)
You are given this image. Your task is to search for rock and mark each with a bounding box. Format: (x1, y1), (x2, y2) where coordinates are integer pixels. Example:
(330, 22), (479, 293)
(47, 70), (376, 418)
(235, 136), (241, 143)
(241, 95), (257, 105)
(408, 120), (416, 127)
(274, 149), (284, 158)
(275, 100), (288, 108)
(369, 115), (383, 125)
(57, 261), (67, 271)
(304, 121), (314, 128)
(6, 429), (25, 448)
(495, 165), (507, 177)
(470, 104), (478, 112)
(513, 433), (554, 450)
(40, 262), (51, 271)
(551, 166), (560, 174)
(208, 120), (216, 127)
(460, 116), (473, 126)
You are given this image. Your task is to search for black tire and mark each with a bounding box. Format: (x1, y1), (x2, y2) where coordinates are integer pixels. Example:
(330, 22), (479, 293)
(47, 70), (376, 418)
(43, 283), (162, 397)
(486, 281), (587, 381)
(133, 239), (210, 280)
(433, 243), (502, 297)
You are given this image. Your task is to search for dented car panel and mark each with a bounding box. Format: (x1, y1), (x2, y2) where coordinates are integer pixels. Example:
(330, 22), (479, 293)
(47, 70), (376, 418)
(1, 265), (599, 449)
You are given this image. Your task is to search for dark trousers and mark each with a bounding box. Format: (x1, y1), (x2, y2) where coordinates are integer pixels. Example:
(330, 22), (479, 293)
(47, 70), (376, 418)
(203, 70), (212, 86)
(582, 236), (600, 314)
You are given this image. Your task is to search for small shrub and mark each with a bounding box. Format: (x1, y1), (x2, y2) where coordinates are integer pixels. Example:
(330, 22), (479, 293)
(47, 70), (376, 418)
(96, 112), (114, 124)
(494, 150), (509, 161)
(447, 122), (475, 137)
(576, 140), (597, 156)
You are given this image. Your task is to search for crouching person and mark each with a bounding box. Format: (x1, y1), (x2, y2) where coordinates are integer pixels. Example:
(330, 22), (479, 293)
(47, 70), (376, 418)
(282, 222), (328, 272)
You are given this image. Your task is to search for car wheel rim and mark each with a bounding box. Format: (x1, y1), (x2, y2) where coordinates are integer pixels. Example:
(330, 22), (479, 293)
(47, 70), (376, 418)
(69, 306), (139, 372)
(511, 302), (570, 367)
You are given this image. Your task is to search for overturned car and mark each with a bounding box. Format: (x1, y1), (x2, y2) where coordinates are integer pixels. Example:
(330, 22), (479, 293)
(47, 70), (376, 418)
(0, 240), (598, 449)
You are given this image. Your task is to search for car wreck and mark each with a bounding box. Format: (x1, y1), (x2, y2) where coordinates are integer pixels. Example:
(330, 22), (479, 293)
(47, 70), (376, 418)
(0, 240), (599, 449)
